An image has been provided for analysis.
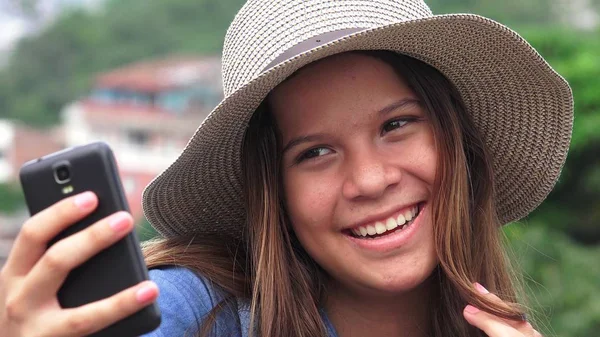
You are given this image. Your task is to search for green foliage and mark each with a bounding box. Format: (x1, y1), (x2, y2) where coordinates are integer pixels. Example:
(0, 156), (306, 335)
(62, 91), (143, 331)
(136, 218), (159, 242)
(0, 0), (245, 127)
(427, 0), (558, 27)
(0, 183), (25, 213)
(520, 29), (600, 244)
(504, 222), (600, 336)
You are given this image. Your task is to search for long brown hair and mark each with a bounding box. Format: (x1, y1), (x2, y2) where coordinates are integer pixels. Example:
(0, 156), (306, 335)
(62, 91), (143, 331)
(142, 50), (528, 337)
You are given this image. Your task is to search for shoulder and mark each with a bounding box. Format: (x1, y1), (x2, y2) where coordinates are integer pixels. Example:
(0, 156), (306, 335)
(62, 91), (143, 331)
(149, 266), (225, 312)
(141, 266), (243, 337)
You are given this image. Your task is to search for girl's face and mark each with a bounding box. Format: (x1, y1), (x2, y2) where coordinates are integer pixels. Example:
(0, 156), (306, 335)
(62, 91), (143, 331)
(270, 53), (439, 295)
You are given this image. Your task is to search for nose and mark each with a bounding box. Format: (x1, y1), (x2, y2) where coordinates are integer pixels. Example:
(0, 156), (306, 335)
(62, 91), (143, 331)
(341, 148), (402, 201)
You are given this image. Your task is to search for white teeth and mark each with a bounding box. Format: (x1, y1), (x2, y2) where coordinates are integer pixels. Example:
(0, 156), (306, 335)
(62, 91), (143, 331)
(404, 210), (413, 221)
(366, 225), (377, 235)
(397, 214), (406, 226)
(385, 217), (397, 230)
(375, 222), (386, 234)
(350, 204), (421, 238)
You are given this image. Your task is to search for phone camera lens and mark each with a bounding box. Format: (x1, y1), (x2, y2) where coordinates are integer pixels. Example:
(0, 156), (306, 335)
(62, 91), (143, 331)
(55, 165), (71, 183)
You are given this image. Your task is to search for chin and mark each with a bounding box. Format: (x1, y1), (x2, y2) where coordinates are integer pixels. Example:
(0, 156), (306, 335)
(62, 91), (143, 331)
(367, 261), (438, 294)
(331, 252), (439, 298)
(352, 219), (438, 294)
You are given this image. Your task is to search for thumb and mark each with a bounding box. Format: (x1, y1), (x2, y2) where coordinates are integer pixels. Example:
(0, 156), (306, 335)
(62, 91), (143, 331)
(463, 305), (522, 337)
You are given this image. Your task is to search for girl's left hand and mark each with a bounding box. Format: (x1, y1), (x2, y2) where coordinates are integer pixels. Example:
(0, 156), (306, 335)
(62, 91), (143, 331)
(463, 283), (542, 337)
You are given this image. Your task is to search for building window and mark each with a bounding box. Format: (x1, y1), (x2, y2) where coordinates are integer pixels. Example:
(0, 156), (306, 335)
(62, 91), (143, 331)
(127, 130), (149, 147)
(122, 176), (136, 195)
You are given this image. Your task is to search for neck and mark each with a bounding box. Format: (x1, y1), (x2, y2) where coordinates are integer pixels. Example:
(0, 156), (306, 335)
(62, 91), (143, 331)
(324, 277), (434, 337)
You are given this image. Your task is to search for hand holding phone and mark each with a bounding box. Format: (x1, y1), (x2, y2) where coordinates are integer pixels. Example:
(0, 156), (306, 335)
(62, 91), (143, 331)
(0, 142), (161, 337)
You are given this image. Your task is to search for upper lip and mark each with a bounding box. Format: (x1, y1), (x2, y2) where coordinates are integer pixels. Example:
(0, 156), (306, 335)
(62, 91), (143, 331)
(343, 201), (424, 231)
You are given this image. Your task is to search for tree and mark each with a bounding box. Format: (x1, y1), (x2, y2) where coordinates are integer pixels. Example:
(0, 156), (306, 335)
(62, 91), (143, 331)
(0, 0), (245, 126)
(522, 28), (600, 244)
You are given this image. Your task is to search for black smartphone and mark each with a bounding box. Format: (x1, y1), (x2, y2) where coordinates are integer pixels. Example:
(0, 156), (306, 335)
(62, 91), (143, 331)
(19, 141), (161, 337)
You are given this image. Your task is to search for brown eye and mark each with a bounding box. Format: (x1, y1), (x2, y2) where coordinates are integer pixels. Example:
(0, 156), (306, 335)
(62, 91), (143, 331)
(382, 118), (412, 135)
(297, 147), (332, 163)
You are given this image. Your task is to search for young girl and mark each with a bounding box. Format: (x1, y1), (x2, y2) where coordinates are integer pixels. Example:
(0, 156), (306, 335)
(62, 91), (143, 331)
(0, 0), (573, 336)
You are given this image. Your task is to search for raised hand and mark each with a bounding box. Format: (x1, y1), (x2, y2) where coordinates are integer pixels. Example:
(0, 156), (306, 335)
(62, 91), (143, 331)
(0, 192), (158, 337)
(464, 283), (542, 337)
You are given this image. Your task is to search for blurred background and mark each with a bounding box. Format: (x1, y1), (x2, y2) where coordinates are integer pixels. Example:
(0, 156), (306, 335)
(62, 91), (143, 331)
(0, 0), (597, 335)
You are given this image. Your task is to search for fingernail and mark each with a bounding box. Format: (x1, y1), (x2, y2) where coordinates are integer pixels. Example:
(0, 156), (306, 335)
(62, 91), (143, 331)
(108, 212), (132, 232)
(465, 305), (480, 314)
(475, 282), (489, 294)
(74, 192), (95, 210)
(136, 282), (158, 303)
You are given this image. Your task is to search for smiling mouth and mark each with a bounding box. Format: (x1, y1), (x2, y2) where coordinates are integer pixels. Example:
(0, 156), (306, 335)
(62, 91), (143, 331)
(345, 202), (424, 239)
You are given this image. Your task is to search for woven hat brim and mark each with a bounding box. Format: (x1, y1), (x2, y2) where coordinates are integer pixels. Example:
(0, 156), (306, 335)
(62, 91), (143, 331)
(143, 14), (573, 239)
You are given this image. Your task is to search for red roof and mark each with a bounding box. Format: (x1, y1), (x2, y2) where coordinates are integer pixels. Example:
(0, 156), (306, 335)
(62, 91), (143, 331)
(79, 99), (207, 133)
(94, 55), (222, 92)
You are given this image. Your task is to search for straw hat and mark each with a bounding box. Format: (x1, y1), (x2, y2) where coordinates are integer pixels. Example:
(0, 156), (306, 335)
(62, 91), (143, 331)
(142, 0), (573, 239)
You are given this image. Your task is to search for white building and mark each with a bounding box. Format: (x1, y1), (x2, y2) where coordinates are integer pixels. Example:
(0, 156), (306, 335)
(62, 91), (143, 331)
(0, 119), (63, 184)
(0, 120), (16, 183)
(61, 56), (222, 220)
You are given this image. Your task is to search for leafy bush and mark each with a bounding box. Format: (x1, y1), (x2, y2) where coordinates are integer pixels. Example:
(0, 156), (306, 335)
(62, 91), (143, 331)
(136, 218), (159, 242)
(0, 0), (245, 126)
(505, 222), (600, 336)
(0, 183), (25, 213)
(522, 29), (600, 244)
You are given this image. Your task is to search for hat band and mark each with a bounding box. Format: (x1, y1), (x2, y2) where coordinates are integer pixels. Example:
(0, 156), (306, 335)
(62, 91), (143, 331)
(262, 27), (365, 72)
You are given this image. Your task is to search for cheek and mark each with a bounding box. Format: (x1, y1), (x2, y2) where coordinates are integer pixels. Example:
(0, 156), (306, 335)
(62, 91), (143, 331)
(398, 130), (437, 186)
(415, 145), (437, 185)
(283, 171), (339, 232)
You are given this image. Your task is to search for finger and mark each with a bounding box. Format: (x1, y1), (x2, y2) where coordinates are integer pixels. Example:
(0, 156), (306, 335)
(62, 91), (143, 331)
(474, 282), (510, 309)
(22, 211), (134, 298)
(48, 281), (158, 337)
(5, 192), (98, 275)
(463, 305), (522, 337)
(474, 282), (533, 334)
(508, 321), (541, 337)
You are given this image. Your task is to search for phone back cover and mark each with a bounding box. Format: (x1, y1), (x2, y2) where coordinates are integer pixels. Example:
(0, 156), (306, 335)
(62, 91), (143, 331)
(19, 142), (160, 337)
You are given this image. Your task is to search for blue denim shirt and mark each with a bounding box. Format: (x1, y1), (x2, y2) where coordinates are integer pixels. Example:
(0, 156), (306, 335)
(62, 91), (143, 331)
(142, 267), (337, 337)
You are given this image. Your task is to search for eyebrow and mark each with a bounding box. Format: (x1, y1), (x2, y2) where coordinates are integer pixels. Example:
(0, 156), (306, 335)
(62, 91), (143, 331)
(377, 98), (421, 116)
(281, 98), (421, 155)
